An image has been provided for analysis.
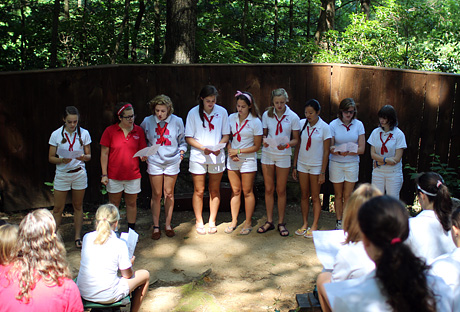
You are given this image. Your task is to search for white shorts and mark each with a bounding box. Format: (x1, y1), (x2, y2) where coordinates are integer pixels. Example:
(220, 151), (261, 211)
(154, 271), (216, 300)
(297, 163), (322, 175)
(261, 152), (291, 168)
(189, 161), (225, 174)
(107, 178), (141, 194)
(147, 161), (180, 176)
(227, 156), (257, 173)
(329, 160), (359, 183)
(54, 168), (87, 191)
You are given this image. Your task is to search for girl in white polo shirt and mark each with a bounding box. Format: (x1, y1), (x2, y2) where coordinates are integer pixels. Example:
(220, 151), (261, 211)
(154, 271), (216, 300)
(367, 105), (406, 198)
(329, 98), (365, 230)
(141, 95), (187, 240)
(48, 106), (91, 248)
(292, 99), (331, 238)
(406, 172), (455, 263)
(258, 88), (300, 237)
(325, 196), (452, 312)
(185, 85), (230, 235)
(225, 91), (263, 235)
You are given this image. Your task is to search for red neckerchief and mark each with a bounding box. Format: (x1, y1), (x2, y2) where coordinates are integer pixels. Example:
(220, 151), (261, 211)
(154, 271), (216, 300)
(380, 132), (393, 154)
(155, 122), (171, 146)
(306, 126), (316, 151)
(275, 115), (286, 135)
(64, 132), (77, 151)
(233, 120), (249, 142)
(342, 122), (352, 132)
(204, 114), (214, 131)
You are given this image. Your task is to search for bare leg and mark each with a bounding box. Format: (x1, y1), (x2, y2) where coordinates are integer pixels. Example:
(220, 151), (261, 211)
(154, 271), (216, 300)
(333, 182), (344, 221)
(275, 166), (290, 224)
(227, 170), (242, 228)
(261, 164), (275, 228)
(317, 272), (333, 312)
(108, 192), (123, 208)
(192, 174), (206, 226)
(124, 193), (138, 224)
(163, 174), (178, 229)
(149, 175), (164, 234)
(241, 172), (256, 229)
(208, 172), (223, 226)
(309, 174), (322, 231)
(71, 189), (85, 240)
(52, 190), (68, 228)
(343, 181), (356, 211)
(126, 269), (150, 312)
(298, 172), (311, 230)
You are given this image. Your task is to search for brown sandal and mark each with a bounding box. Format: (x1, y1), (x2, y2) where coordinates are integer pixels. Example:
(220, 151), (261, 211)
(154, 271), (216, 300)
(165, 227), (175, 237)
(151, 226), (161, 240)
(257, 221), (275, 234)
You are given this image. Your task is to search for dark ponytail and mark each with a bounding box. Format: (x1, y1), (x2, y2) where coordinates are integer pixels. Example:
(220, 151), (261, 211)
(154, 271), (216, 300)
(416, 172), (452, 232)
(61, 106), (83, 145)
(358, 196), (436, 312)
(198, 85), (218, 128)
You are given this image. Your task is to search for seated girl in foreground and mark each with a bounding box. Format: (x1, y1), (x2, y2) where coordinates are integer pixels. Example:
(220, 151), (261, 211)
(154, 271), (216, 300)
(77, 204), (149, 312)
(0, 209), (83, 311)
(316, 183), (380, 312)
(325, 196), (452, 312)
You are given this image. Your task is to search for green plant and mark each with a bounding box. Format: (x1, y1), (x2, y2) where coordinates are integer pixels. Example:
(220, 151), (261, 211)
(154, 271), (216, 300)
(44, 181), (54, 194)
(100, 184), (108, 195)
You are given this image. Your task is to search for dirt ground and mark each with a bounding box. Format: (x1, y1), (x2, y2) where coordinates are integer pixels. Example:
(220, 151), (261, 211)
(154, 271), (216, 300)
(1, 202), (336, 312)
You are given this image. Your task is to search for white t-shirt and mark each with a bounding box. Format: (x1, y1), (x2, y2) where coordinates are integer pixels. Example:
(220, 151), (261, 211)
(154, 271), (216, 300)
(228, 112), (263, 160)
(141, 114), (187, 167)
(327, 271), (453, 312)
(406, 210), (456, 264)
(330, 241), (375, 283)
(48, 126), (92, 173)
(430, 248), (460, 292)
(185, 104), (230, 164)
(262, 105), (300, 157)
(77, 231), (132, 303)
(367, 126), (406, 170)
(329, 118), (365, 163)
(297, 117), (331, 166)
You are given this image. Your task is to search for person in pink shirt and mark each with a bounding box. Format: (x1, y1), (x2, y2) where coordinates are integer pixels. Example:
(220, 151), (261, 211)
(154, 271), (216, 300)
(0, 209), (83, 312)
(100, 102), (147, 230)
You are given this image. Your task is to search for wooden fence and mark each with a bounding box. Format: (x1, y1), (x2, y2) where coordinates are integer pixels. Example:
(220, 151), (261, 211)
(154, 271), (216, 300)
(0, 64), (459, 212)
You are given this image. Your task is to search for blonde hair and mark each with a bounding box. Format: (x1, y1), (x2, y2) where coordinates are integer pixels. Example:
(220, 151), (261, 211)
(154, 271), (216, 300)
(0, 224), (18, 265)
(13, 209), (70, 303)
(267, 88), (289, 118)
(343, 183), (382, 244)
(94, 204), (120, 245)
(147, 94), (174, 117)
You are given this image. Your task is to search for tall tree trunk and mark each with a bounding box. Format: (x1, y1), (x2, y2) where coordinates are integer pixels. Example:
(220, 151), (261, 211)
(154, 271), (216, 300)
(162, 0), (197, 64)
(273, 0), (279, 56)
(20, 0), (26, 69)
(50, 0), (60, 68)
(111, 0), (131, 64)
(64, 0), (69, 19)
(315, 0), (335, 47)
(361, 0), (370, 19)
(153, 0), (161, 63)
(131, 0), (146, 62)
(241, 0), (248, 48)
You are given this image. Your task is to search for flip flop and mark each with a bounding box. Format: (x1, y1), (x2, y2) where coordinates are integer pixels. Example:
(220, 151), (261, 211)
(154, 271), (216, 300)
(239, 228), (252, 235)
(225, 226), (237, 234)
(295, 228), (308, 236)
(278, 223), (289, 237)
(196, 225), (206, 235)
(257, 221), (275, 234)
(75, 239), (82, 249)
(208, 226), (218, 234)
(304, 228), (313, 238)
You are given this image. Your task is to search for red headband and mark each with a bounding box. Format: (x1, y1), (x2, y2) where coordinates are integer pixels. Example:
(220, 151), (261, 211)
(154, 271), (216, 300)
(117, 104), (133, 117)
(390, 237), (401, 245)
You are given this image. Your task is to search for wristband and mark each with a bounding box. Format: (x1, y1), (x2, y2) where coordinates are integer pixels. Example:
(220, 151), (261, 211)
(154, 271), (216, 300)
(383, 157), (386, 165)
(101, 174), (108, 177)
(237, 149), (241, 155)
(285, 143), (290, 149)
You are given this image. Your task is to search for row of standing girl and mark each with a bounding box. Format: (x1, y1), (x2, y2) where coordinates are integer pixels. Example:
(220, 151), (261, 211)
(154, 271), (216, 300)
(48, 85), (407, 242)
